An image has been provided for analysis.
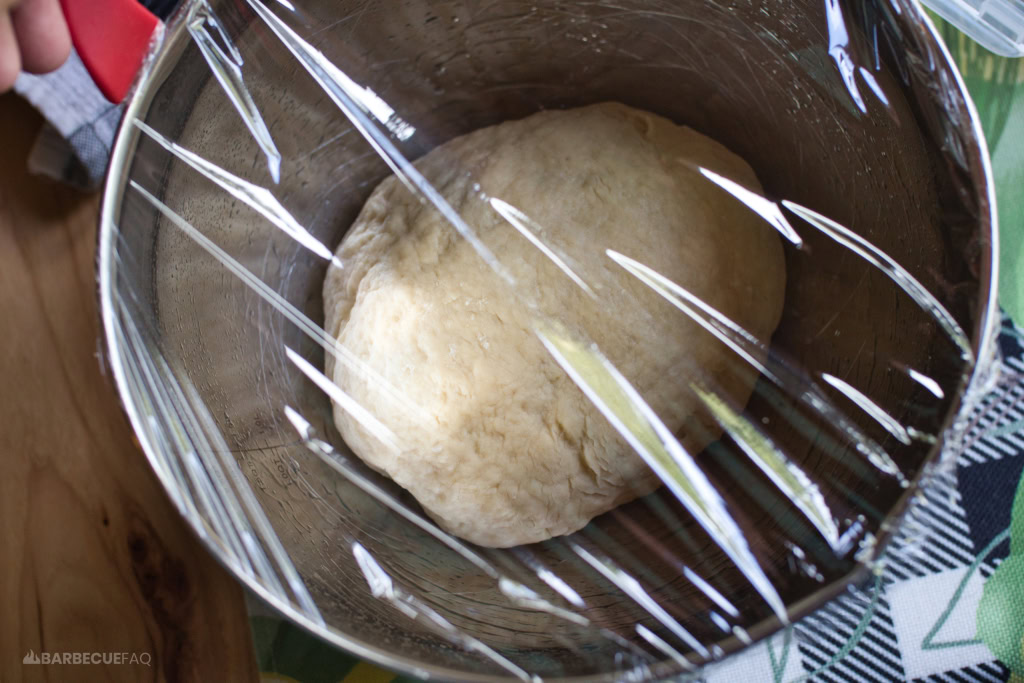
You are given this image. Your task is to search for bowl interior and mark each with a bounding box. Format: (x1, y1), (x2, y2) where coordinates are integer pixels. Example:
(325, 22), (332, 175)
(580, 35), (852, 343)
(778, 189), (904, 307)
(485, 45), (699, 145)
(103, 0), (992, 678)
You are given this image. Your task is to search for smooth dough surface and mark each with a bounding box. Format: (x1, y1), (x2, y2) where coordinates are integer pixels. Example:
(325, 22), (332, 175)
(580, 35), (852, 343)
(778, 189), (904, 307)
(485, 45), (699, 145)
(324, 102), (785, 547)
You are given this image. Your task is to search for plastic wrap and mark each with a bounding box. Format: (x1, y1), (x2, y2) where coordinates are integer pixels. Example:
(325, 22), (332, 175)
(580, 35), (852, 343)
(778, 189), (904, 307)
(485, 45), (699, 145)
(98, 0), (997, 679)
(920, 0), (1024, 57)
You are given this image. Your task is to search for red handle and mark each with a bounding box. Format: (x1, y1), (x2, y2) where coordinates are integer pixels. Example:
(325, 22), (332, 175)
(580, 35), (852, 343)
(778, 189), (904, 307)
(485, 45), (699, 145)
(58, 0), (161, 103)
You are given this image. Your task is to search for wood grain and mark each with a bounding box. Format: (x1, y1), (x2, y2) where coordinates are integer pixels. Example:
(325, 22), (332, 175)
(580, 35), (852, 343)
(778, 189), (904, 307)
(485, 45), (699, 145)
(0, 94), (258, 683)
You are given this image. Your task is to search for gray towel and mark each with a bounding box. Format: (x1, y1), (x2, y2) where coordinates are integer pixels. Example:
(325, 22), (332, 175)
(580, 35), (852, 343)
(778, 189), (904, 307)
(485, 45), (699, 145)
(14, 49), (122, 190)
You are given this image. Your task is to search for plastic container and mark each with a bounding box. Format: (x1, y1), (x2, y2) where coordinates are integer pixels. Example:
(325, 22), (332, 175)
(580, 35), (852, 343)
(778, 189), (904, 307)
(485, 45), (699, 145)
(921, 0), (1024, 56)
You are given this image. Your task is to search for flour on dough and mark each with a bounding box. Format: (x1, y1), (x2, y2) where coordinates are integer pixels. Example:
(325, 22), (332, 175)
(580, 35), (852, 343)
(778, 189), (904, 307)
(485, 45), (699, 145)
(323, 102), (785, 547)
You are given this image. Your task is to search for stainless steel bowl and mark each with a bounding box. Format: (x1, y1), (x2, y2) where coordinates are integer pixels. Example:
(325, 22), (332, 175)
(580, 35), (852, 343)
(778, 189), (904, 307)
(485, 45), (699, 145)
(98, 0), (997, 679)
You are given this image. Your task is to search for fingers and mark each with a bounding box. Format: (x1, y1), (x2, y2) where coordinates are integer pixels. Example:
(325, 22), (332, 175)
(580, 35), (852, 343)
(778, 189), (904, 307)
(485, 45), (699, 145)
(0, 0), (70, 92)
(0, 11), (20, 91)
(12, 0), (70, 74)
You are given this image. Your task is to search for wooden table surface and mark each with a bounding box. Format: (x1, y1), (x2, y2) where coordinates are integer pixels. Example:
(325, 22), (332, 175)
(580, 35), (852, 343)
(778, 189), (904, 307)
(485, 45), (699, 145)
(0, 94), (258, 682)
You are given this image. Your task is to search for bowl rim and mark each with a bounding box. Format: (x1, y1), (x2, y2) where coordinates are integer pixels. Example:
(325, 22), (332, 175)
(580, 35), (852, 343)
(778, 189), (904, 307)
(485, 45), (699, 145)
(96, 0), (1000, 679)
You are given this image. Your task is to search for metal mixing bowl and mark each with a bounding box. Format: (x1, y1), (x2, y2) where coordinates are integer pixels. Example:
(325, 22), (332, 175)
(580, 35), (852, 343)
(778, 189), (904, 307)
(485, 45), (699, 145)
(98, 0), (997, 679)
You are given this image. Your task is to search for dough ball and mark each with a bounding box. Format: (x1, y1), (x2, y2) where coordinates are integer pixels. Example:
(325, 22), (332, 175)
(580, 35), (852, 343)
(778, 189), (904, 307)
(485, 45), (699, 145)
(323, 102), (785, 547)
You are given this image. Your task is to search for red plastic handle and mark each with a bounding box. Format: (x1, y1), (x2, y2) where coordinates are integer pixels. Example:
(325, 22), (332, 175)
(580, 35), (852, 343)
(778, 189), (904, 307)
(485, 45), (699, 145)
(58, 0), (161, 103)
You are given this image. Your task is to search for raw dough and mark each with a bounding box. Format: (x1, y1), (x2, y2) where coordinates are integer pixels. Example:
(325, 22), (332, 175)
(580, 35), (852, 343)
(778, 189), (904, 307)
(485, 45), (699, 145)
(323, 102), (785, 547)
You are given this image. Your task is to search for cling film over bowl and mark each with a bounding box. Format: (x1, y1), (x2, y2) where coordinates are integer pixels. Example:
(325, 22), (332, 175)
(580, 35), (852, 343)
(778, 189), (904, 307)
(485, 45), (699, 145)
(99, 0), (998, 679)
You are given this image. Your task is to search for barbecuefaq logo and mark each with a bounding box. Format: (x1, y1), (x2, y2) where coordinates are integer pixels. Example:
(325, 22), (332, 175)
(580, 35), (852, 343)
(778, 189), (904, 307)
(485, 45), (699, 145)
(22, 649), (151, 666)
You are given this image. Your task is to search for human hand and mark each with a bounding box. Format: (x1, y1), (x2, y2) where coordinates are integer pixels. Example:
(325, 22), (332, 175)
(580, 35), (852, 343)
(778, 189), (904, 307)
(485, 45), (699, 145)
(0, 0), (70, 92)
